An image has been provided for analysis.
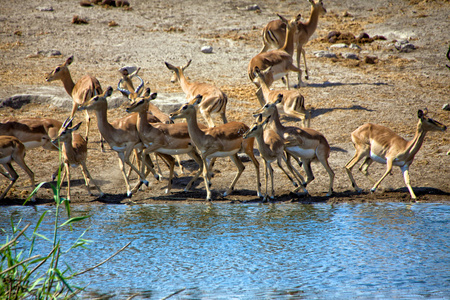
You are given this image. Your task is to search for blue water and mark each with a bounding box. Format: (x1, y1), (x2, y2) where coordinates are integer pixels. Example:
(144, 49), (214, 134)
(1, 203), (449, 299)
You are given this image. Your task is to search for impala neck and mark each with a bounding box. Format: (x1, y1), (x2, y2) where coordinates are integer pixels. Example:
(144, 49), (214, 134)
(282, 22), (296, 56)
(403, 120), (428, 159)
(183, 110), (205, 146)
(62, 138), (76, 162)
(177, 70), (193, 95)
(60, 70), (76, 97)
(136, 104), (155, 133)
(93, 104), (114, 139)
(258, 78), (271, 100)
(304, 6), (322, 38)
(268, 108), (284, 134)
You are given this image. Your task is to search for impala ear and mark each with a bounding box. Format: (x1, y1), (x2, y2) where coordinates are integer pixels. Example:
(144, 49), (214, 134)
(65, 56), (74, 66)
(193, 94), (202, 106)
(275, 94), (283, 104)
(183, 59), (192, 70)
(71, 122), (82, 132)
(277, 13), (288, 24)
(105, 86), (114, 97)
(149, 93), (158, 100)
(142, 87), (151, 97)
(255, 113), (263, 123)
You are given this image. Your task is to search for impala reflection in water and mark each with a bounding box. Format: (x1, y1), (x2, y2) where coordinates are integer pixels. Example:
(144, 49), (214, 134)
(1, 203), (449, 299)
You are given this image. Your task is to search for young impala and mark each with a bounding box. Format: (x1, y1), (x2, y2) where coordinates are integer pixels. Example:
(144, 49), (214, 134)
(345, 109), (447, 199)
(0, 136), (35, 201)
(254, 94), (334, 196)
(259, 0), (327, 87)
(52, 117), (104, 201)
(165, 60), (228, 128)
(248, 14), (301, 95)
(170, 95), (261, 201)
(46, 56), (104, 149)
(243, 115), (302, 201)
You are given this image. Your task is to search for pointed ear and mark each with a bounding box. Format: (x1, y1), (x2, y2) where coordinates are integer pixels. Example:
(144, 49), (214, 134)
(105, 86), (114, 97)
(165, 62), (176, 71)
(263, 115), (271, 125)
(193, 94), (202, 106)
(277, 13), (288, 24)
(275, 94), (283, 104)
(149, 93), (157, 100)
(255, 113), (263, 123)
(71, 122), (82, 132)
(418, 109), (424, 119)
(142, 87), (151, 97)
(65, 56), (74, 66)
(183, 59), (192, 70)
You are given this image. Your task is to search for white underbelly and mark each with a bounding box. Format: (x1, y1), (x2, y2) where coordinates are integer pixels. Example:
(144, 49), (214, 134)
(370, 152), (405, 166)
(272, 72), (288, 81)
(206, 149), (239, 158)
(23, 141), (44, 149)
(157, 147), (191, 155)
(287, 146), (315, 159)
(0, 156), (12, 164)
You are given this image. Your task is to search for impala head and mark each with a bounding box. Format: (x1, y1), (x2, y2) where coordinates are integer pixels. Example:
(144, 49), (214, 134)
(79, 86), (114, 111)
(253, 94), (283, 117)
(169, 94), (202, 121)
(418, 109), (447, 132)
(125, 92), (158, 114)
(308, 0), (327, 15)
(165, 60), (192, 83)
(253, 66), (274, 86)
(243, 115), (271, 139)
(45, 55), (74, 82)
(52, 117), (82, 145)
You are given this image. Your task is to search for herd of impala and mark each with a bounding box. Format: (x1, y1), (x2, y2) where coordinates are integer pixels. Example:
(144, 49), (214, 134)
(0, 0), (447, 202)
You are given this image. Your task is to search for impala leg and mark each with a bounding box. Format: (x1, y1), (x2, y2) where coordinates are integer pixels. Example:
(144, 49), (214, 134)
(220, 111), (228, 125)
(176, 155), (185, 175)
(124, 146), (149, 192)
(262, 159), (268, 201)
(80, 161), (103, 197)
(295, 46), (303, 87)
(224, 154), (245, 197)
(401, 165), (416, 199)
(84, 110), (90, 143)
(201, 154), (213, 201)
(0, 163), (18, 200)
(158, 153), (175, 194)
(117, 153), (132, 197)
(344, 150), (366, 192)
(359, 157), (377, 184)
(184, 151), (203, 191)
(268, 162), (275, 200)
(285, 152), (308, 193)
(317, 153), (335, 196)
(277, 155), (298, 187)
(141, 149), (162, 182)
(301, 48), (309, 80)
(371, 159), (394, 194)
(245, 141), (262, 197)
(201, 109), (215, 128)
(52, 163), (64, 181)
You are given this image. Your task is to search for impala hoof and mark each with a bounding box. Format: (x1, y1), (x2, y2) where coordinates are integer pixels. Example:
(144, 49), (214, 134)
(126, 191), (132, 198)
(293, 182), (298, 187)
(142, 180), (149, 186)
(370, 188), (376, 193)
(165, 188), (169, 194)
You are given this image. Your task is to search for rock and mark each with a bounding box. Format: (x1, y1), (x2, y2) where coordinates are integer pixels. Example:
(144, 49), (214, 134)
(201, 46), (213, 54)
(314, 51), (337, 58)
(357, 33), (370, 40)
(246, 4), (260, 11)
(443, 103), (450, 111)
(330, 43), (348, 49)
(342, 52), (359, 60)
(327, 31), (340, 40)
(36, 6), (54, 11)
(38, 50), (62, 57)
(394, 40), (416, 52)
(364, 55), (378, 64)
(350, 43), (361, 50)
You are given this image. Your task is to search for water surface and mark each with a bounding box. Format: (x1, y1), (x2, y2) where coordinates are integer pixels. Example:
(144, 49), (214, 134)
(1, 203), (449, 299)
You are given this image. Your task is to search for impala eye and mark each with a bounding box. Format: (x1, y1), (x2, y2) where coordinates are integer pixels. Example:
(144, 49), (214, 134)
(55, 67), (60, 72)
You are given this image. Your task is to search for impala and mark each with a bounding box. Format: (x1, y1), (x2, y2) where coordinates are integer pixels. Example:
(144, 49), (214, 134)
(52, 117), (103, 200)
(254, 94), (334, 196)
(260, 0), (327, 87)
(0, 117), (62, 179)
(248, 14), (301, 97)
(243, 115), (302, 201)
(126, 94), (204, 194)
(253, 66), (310, 127)
(344, 109), (447, 199)
(78, 86), (159, 197)
(170, 95), (261, 201)
(165, 60), (228, 128)
(46, 55), (104, 149)
(0, 136), (35, 201)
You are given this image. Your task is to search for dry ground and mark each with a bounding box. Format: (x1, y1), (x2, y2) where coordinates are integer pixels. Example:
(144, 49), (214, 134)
(0, 0), (449, 206)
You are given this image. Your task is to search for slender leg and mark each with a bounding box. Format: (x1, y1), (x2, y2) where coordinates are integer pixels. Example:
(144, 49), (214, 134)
(371, 159), (394, 193)
(223, 154), (245, 197)
(117, 153), (132, 197)
(344, 149), (366, 192)
(268, 162), (275, 200)
(184, 150), (203, 191)
(401, 165), (416, 199)
(0, 163), (18, 200)
(80, 162), (104, 197)
(65, 163), (71, 201)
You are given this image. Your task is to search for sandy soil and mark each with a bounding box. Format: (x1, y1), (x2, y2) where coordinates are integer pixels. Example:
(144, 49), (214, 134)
(0, 0), (449, 206)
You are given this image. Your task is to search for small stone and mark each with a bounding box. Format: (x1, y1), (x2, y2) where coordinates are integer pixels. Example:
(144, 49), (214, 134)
(36, 6), (54, 11)
(350, 43), (361, 50)
(342, 52), (359, 60)
(246, 4), (260, 11)
(314, 51), (337, 58)
(201, 46), (213, 54)
(330, 43), (348, 49)
(364, 55), (378, 64)
(443, 103), (450, 111)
